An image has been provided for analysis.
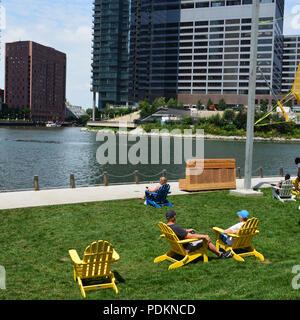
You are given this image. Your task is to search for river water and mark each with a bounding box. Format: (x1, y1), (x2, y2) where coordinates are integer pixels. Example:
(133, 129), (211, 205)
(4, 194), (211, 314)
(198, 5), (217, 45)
(0, 126), (299, 191)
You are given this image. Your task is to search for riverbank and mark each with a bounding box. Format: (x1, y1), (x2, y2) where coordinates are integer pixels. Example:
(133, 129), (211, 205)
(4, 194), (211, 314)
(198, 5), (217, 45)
(81, 126), (300, 143)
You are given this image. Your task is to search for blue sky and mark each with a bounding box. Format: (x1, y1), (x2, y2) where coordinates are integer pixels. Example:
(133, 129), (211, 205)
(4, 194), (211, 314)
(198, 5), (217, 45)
(0, 0), (300, 109)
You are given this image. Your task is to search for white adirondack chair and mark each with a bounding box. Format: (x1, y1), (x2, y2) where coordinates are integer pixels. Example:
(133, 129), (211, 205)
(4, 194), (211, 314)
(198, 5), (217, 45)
(272, 179), (296, 202)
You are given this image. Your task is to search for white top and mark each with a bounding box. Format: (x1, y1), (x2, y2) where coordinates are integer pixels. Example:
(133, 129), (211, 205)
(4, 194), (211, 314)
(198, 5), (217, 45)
(298, 163), (300, 168)
(229, 222), (245, 234)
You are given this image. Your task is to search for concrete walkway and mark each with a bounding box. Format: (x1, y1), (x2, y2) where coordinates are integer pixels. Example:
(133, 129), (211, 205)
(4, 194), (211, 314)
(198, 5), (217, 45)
(0, 176), (284, 210)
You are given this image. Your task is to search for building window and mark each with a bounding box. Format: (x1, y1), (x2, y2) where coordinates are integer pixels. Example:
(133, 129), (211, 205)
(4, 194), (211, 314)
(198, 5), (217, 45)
(211, 1), (225, 7)
(196, 2), (209, 8)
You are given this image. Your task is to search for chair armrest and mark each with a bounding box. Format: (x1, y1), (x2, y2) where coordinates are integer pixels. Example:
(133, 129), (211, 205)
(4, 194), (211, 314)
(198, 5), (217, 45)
(145, 190), (158, 195)
(212, 227), (237, 238)
(112, 249), (120, 262)
(212, 227), (224, 233)
(68, 249), (82, 264)
(177, 238), (199, 244)
(160, 234), (199, 244)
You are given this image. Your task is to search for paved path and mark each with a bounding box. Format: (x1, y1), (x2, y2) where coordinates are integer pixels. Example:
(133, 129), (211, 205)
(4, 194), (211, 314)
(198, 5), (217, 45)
(0, 176), (285, 210)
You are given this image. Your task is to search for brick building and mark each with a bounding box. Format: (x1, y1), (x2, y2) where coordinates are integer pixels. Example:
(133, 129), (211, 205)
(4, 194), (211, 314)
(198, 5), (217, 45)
(5, 41), (66, 122)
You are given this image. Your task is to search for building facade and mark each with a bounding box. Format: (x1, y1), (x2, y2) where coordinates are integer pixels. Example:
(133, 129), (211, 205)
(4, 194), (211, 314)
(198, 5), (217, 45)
(129, 0), (285, 107)
(5, 41), (66, 122)
(282, 35), (300, 105)
(91, 0), (130, 110)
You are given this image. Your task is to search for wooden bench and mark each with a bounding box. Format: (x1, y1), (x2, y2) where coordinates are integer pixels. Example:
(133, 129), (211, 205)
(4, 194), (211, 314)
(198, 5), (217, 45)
(179, 159), (236, 191)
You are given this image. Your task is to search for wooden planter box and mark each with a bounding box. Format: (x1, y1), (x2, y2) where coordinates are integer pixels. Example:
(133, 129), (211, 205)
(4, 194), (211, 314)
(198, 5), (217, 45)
(179, 159), (236, 191)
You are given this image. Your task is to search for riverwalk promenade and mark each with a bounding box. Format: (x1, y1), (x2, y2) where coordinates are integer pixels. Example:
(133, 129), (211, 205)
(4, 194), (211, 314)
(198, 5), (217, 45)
(0, 176), (285, 210)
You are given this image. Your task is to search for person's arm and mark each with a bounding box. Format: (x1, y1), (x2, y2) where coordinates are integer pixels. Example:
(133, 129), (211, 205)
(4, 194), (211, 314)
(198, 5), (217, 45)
(223, 228), (234, 234)
(185, 232), (211, 243)
(148, 184), (160, 192)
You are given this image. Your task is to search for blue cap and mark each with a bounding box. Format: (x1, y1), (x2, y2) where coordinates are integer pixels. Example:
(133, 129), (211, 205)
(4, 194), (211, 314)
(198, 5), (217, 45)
(237, 210), (249, 219)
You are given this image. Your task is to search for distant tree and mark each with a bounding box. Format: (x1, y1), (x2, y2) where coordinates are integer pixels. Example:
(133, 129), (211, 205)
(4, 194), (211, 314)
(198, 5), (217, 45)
(233, 110), (247, 130)
(260, 99), (269, 113)
(152, 97), (166, 108)
(138, 99), (153, 118)
(206, 98), (214, 110)
(222, 109), (235, 124)
(167, 98), (177, 107)
(178, 101), (184, 108)
(182, 116), (193, 126)
(218, 98), (227, 111)
(77, 114), (90, 126)
(237, 104), (245, 112)
(196, 100), (204, 110)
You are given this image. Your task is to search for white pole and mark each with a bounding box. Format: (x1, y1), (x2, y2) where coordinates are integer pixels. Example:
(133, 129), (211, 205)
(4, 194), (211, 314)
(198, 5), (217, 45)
(93, 91), (96, 122)
(244, 0), (260, 190)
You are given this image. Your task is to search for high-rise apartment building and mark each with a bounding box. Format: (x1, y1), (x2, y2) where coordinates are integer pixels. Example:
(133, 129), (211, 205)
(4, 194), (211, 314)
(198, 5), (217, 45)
(282, 35), (300, 102)
(91, 0), (130, 110)
(130, 0), (285, 107)
(5, 41), (66, 122)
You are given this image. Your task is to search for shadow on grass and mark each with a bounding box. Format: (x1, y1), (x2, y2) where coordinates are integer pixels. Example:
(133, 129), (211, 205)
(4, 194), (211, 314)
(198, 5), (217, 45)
(82, 271), (125, 287)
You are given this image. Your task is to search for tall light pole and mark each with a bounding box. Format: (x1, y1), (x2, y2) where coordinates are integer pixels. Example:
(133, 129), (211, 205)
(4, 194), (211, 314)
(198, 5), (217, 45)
(244, 0), (260, 190)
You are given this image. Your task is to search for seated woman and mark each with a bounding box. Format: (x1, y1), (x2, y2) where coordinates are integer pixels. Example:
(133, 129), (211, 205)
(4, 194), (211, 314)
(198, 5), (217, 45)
(275, 173), (291, 195)
(140, 177), (167, 200)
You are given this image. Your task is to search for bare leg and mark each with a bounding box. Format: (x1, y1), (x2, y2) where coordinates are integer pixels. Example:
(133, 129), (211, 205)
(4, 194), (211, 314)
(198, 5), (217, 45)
(208, 242), (222, 257)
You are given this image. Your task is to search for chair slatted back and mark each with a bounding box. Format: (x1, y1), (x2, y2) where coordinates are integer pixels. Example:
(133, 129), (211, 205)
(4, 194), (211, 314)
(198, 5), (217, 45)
(158, 222), (186, 256)
(279, 180), (293, 198)
(77, 240), (114, 279)
(233, 218), (259, 249)
(154, 184), (170, 203)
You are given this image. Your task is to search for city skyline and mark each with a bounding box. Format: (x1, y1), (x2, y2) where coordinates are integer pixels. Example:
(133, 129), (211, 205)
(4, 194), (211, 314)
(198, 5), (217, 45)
(0, 0), (300, 109)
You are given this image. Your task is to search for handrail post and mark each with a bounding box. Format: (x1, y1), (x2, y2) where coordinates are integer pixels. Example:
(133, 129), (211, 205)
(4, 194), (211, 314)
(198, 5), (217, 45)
(34, 175), (39, 191)
(280, 167), (284, 177)
(104, 171), (108, 186)
(259, 167), (263, 178)
(70, 174), (76, 188)
(237, 167), (241, 179)
(162, 169), (167, 179)
(135, 170), (139, 184)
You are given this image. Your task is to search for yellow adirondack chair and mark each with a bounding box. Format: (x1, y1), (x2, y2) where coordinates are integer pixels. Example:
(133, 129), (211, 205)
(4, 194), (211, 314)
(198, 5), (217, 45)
(69, 240), (120, 298)
(213, 217), (264, 262)
(154, 222), (208, 270)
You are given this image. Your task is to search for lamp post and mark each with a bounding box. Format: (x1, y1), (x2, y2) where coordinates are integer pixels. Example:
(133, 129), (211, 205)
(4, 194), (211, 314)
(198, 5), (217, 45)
(244, 0), (260, 191)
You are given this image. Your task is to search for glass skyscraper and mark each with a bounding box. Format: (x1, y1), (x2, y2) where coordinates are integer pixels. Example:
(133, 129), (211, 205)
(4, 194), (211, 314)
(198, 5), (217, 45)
(92, 0), (300, 109)
(129, 0), (286, 107)
(91, 0), (130, 110)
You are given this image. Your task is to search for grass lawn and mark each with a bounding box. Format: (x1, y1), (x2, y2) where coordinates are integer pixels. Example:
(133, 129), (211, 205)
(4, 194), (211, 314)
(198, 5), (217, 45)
(0, 188), (300, 300)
